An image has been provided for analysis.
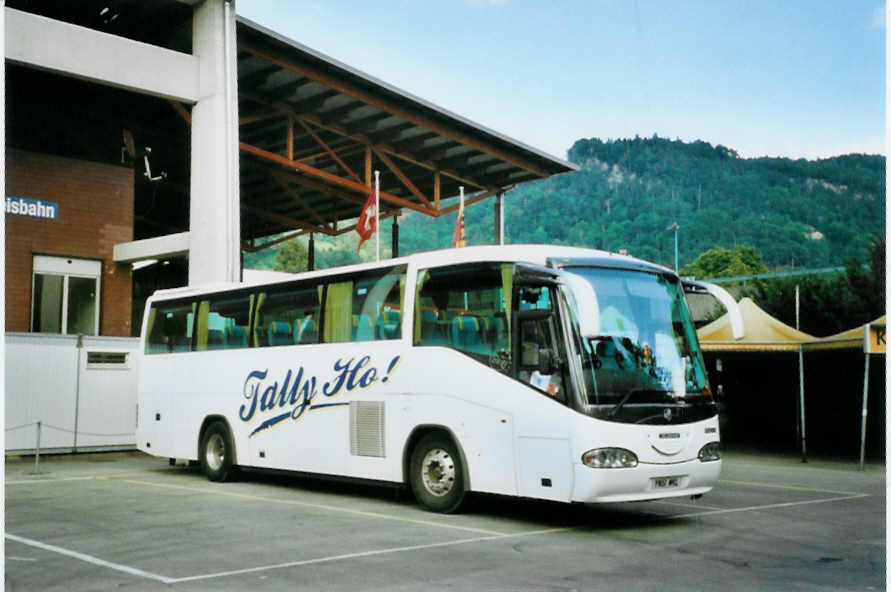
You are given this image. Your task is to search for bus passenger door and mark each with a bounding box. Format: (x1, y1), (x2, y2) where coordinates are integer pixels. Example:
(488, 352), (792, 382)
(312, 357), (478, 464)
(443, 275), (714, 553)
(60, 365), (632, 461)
(512, 280), (574, 502)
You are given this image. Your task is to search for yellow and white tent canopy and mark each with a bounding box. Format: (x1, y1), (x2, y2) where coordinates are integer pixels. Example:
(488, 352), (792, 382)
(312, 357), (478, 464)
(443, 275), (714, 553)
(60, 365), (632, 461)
(802, 316), (886, 353)
(697, 297), (816, 352)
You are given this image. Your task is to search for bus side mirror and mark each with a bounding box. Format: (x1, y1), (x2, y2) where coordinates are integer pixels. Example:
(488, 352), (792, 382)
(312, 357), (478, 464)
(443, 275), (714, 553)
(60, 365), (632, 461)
(562, 273), (600, 338)
(682, 280), (745, 340)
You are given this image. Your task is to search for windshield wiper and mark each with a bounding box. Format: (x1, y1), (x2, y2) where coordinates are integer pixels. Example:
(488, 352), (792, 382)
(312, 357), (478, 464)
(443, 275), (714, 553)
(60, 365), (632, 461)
(609, 388), (671, 417)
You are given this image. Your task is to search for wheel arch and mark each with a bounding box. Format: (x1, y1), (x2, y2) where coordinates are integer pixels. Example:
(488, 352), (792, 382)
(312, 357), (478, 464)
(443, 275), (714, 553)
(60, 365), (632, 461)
(402, 425), (471, 492)
(198, 415), (238, 466)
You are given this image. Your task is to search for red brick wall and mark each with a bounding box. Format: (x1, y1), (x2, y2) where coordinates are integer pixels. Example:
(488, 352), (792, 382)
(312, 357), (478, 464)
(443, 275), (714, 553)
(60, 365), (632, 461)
(6, 149), (134, 336)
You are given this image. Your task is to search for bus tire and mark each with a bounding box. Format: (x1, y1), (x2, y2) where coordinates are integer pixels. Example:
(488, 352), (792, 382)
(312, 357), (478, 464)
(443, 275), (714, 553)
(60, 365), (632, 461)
(199, 421), (237, 482)
(409, 433), (466, 513)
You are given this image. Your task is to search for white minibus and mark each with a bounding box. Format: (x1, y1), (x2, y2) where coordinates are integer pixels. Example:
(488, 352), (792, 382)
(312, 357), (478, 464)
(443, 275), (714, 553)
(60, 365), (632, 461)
(136, 245), (741, 512)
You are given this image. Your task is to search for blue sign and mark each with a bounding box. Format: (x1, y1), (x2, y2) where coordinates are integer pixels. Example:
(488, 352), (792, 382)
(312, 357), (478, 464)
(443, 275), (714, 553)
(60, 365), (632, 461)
(6, 196), (59, 220)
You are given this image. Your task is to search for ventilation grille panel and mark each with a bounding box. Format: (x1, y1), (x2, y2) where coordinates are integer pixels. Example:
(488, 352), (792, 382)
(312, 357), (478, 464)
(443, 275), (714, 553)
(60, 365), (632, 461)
(350, 401), (385, 457)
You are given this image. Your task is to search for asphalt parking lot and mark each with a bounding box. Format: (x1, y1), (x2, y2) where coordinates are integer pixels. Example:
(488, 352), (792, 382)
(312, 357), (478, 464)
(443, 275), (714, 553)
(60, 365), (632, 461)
(4, 451), (885, 591)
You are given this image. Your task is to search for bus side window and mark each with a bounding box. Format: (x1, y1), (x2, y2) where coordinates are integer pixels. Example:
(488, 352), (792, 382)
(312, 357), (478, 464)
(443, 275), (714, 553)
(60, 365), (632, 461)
(145, 301), (193, 354)
(414, 263), (512, 368)
(257, 281), (322, 348)
(322, 265), (406, 343)
(194, 293), (252, 351)
(517, 286), (565, 401)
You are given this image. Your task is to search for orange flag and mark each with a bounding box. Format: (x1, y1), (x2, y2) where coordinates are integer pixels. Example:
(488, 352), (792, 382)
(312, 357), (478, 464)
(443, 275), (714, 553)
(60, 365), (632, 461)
(452, 192), (466, 248)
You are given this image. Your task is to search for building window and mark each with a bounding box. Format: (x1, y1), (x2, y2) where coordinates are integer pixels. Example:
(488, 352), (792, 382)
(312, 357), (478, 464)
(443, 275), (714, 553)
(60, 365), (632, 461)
(31, 255), (101, 335)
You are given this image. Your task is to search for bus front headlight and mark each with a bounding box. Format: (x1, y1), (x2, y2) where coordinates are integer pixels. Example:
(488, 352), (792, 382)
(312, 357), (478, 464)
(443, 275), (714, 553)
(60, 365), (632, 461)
(582, 448), (638, 469)
(698, 442), (721, 462)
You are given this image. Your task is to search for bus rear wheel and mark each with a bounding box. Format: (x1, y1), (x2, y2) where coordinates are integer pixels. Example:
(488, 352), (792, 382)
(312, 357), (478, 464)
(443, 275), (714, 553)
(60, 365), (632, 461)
(199, 421), (237, 482)
(409, 433), (466, 513)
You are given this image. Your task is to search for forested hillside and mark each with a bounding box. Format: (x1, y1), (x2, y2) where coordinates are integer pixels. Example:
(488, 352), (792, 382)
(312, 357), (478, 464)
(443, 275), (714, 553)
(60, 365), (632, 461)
(246, 136), (885, 272)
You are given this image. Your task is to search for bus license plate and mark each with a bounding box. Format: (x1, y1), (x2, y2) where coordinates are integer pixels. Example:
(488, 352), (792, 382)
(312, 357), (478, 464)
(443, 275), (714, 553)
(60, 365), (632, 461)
(652, 477), (680, 489)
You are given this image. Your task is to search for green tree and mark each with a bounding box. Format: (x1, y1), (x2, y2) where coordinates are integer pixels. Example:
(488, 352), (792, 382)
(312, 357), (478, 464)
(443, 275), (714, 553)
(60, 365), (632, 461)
(744, 238), (885, 336)
(273, 238), (308, 273)
(680, 245), (769, 279)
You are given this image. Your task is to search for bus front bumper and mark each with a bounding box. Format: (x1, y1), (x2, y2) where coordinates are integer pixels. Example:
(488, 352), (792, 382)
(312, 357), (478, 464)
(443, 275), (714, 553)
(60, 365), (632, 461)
(571, 458), (721, 503)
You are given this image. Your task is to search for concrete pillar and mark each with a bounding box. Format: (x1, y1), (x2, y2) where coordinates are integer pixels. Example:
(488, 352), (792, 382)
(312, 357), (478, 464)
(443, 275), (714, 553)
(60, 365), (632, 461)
(188, 0), (240, 285)
(494, 191), (505, 245)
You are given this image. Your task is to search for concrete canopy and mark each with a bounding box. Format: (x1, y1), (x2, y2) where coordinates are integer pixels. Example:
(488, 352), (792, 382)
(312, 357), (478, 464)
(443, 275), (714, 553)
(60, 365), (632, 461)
(697, 297), (817, 352)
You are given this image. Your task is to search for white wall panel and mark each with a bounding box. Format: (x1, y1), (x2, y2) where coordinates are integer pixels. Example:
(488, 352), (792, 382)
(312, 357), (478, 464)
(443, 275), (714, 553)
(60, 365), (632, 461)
(5, 333), (140, 453)
(75, 336), (140, 448)
(5, 333), (78, 451)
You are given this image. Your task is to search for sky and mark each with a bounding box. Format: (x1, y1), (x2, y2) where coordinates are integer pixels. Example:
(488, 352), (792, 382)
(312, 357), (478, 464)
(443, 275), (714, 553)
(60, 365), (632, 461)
(238, 1), (886, 162)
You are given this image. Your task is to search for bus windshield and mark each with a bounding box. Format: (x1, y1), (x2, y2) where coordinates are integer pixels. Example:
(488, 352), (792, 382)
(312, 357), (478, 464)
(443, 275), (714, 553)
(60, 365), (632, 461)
(564, 266), (711, 421)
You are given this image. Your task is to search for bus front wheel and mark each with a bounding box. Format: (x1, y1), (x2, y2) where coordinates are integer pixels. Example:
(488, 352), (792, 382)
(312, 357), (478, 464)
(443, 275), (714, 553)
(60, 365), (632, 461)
(199, 421), (237, 482)
(410, 433), (466, 513)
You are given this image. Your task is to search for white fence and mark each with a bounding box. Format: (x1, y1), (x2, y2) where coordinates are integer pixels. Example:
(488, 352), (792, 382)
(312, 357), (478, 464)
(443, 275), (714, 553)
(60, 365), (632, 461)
(5, 333), (140, 454)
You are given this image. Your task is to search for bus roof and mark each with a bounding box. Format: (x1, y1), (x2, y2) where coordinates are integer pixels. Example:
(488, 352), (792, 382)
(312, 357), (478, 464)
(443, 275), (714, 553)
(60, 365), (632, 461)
(148, 245), (673, 302)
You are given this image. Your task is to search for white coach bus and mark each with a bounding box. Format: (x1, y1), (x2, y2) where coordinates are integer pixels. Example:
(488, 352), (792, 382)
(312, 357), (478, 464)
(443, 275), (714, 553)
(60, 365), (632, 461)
(136, 245), (742, 513)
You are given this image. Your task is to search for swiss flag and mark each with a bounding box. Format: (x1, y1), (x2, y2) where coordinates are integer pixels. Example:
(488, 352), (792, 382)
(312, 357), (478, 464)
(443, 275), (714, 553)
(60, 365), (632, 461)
(356, 189), (377, 252)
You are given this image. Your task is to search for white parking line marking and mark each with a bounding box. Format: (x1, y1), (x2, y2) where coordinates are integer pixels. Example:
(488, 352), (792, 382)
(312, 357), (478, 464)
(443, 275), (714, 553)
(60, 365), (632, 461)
(718, 478), (864, 496)
(651, 499), (724, 511)
(169, 527), (570, 584)
(5, 534), (175, 584)
(6, 470), (168, 485)
(7, 556), (37, 562)
(671, 494), (869, 519)
(111, 477), (506, 537)
(6, 476), (97, 485)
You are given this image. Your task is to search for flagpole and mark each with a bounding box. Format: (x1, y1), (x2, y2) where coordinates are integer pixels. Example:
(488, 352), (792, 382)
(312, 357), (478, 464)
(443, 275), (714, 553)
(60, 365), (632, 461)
(374, 170), (380, 262)
(460, 186), (465, 246)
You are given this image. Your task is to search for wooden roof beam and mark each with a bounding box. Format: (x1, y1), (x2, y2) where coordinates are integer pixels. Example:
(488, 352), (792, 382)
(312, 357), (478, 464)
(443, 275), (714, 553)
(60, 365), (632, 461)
(342, 112), (390, 134)
(371, 146), (433, 209)
(317, 100), (366, 125)
(374, 146), (485, 190)
(238, 64), (280, 88)
(288, 89), (339, 115)
(433, 186), (506, 217)
(265, 78), (312, 101)
(241, 203), (335, 236)
(285, 172), (368, 206)
(239, 141), (429, 215)
(239, 109), (283, 126)
(367, 121), (415, 145)
(297, 119), (362, 183)
(284, 171), (401, 220)
(242, 228), (312, 253)
(268, 169), (333, 230)
(392, 131), (438, 154)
